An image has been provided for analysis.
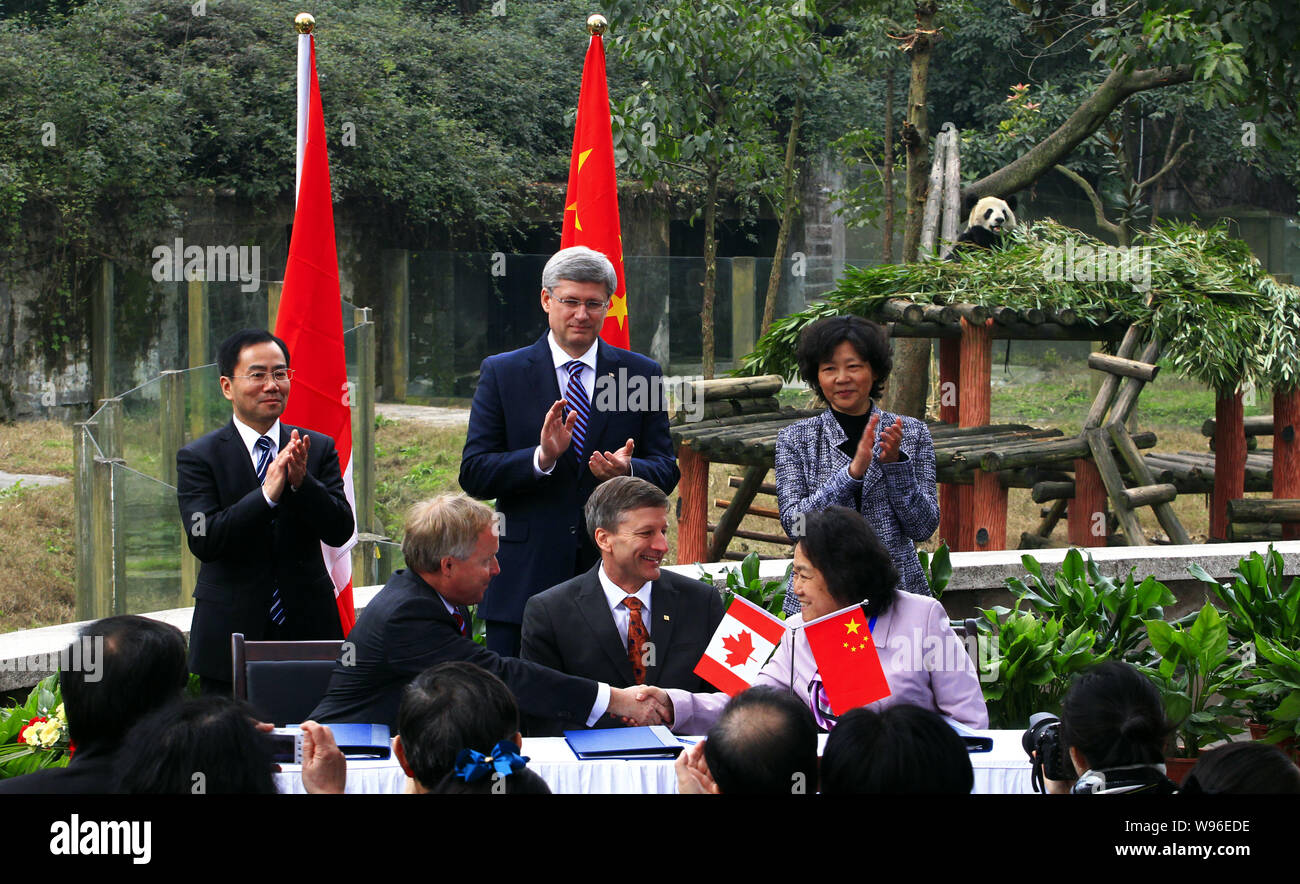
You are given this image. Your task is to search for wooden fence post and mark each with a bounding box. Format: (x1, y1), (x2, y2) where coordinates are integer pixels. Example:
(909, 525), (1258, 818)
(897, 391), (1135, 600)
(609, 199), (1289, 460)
(959, 318), (1004, 550)
(677, 444), (710, 564)
(188, 278), (210, 439)
(937, 337), (962, 549)
(381, 249), (409, 401)
(731, 257), (756, 365)
(1211, 389), (1245, 540)
(351, 306), (376, 579)
(1274, 386), (1300, 540)
(74, 421), (97, 620)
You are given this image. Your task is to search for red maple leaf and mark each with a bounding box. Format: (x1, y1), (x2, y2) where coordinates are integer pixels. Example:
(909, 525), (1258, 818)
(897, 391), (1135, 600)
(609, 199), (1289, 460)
(721, 630), (756, 668)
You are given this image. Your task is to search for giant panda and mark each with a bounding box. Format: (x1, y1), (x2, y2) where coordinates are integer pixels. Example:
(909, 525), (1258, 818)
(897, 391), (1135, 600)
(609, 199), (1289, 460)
(944, 194), (1018, 259)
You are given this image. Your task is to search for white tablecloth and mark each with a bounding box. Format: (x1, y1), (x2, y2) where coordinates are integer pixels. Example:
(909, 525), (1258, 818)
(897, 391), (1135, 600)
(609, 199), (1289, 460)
(275, 730), (1033, 794)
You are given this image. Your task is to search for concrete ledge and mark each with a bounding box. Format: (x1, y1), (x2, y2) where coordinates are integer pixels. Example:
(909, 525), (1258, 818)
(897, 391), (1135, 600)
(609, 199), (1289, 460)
(0, 585), (384, 694)
(4, 542), (1297, 693)
(664, 540), (1300, 592)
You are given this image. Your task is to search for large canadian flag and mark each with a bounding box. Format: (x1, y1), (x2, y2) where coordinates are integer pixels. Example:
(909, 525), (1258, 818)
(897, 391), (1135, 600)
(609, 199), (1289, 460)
(274, 35), (357, 635)
(693, 595), (788, 696)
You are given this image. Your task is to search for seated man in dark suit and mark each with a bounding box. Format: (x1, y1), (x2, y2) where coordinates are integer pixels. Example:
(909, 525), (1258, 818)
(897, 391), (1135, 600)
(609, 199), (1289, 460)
(0, 615), (188, 794)
(521, 476), (725, 733)
(308, 493), (667, 731)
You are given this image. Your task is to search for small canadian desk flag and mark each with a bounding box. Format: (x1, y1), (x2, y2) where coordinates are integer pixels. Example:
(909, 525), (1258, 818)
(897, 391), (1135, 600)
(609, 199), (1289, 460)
(693, 595), (788, 696)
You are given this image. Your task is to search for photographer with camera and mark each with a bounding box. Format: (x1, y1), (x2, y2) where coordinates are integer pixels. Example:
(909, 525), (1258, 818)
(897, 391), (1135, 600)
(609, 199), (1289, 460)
(1024, 661), (1177, 795)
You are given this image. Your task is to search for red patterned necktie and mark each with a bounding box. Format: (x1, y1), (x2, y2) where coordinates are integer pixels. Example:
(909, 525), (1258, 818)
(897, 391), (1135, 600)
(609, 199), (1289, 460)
(623, 597), (648, 685)
(453, 611), (468, 637)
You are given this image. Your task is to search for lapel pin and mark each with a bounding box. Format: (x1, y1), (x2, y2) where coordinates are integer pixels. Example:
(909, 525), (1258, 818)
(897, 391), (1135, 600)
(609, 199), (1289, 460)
(663, 614), (670, 621)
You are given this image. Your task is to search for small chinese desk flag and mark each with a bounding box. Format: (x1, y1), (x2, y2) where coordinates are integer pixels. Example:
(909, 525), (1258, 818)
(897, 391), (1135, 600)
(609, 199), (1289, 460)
(803, 603), (891, 715)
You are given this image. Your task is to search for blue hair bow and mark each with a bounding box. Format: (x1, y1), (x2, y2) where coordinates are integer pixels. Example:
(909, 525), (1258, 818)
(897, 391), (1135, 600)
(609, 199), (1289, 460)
(453, 740), (530, 783)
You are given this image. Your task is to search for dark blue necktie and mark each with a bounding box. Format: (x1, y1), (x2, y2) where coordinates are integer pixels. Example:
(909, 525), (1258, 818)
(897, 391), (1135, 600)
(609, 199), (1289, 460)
(254, 435), (287, 627)
(564, 360), (590, 462)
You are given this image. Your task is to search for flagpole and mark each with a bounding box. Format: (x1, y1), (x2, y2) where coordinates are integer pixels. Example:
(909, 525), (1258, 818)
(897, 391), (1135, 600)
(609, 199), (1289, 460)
(294, 13), (315, 203)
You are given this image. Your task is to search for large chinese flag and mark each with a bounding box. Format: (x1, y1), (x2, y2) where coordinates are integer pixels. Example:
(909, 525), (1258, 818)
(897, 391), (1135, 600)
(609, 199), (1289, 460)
(560, 30), (630, 348)
(275, 37), (358, 635)
(803, 603), (891, 715)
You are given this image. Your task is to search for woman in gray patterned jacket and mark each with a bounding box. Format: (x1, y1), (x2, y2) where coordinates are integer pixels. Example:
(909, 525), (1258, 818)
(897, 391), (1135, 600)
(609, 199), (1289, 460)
(776, 315), (939, 615)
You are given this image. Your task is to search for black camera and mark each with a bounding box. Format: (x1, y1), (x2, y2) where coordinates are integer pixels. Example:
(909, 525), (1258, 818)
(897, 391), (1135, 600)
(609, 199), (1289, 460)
(1023, 712), (1073, 793)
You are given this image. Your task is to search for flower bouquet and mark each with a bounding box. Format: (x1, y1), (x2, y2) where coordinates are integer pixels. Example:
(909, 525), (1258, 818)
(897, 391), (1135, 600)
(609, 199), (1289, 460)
(0, 675), (73, 779)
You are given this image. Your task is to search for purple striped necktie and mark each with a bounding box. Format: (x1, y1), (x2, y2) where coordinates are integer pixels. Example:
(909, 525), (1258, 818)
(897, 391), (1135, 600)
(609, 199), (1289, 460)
(564, 360), (590, 462)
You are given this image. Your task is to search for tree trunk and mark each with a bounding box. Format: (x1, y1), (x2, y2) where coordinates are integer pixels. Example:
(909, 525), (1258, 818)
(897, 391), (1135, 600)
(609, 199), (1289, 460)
(701, 164), (719, 380)
(886, 0), (938, 420)
(882, 65), (895, 264)
(967, 61), (1192, 198)
(760, 94), (804, 338)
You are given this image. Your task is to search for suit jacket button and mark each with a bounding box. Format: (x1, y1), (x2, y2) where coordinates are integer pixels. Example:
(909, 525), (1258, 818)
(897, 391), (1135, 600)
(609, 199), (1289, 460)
(569, 526), (576, 534)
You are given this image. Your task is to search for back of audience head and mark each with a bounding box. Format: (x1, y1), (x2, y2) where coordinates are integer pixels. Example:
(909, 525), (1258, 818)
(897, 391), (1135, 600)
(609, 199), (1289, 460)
(821, 704), (974, 794)
(396, 661), (550, 794)
(63, 614), (188, 751)
(115, 696), (277, 794)
(1060, 660), (1168, 773)
(1181, 741), (1300, 794)
(703, 687), (818, 795)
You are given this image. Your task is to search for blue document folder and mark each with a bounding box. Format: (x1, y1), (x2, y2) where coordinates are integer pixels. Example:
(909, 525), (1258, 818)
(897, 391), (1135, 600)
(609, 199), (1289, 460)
(563, 725), (684, 760)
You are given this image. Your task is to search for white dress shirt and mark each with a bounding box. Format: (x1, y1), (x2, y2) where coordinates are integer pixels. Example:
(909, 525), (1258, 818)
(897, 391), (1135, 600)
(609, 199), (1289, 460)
(532, 332), (600, 477)
(232, 416), (281, 508)
(598, 564), (653, 649)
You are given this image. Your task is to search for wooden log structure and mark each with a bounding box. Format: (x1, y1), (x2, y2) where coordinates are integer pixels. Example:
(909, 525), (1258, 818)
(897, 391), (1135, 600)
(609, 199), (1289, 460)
(1210, 390), (1245, 541)
(1087, 352), (1160, 382)
(1227, 499), (1300, 522)
(1201, 415), (1275, 437)
(959, 317), (1004, 551)
(1274, 388), (1300, 540)
(676, 444), (710, 564)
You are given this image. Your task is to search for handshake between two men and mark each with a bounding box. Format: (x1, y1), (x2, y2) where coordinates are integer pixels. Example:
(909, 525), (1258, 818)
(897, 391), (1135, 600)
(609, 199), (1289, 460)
(608, 685), (674, 728)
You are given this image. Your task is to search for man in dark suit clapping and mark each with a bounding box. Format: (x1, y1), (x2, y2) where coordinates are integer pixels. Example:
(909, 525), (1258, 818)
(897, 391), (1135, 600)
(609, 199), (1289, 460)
(176, 329), (355, 695)
(458, 246), (679, 657)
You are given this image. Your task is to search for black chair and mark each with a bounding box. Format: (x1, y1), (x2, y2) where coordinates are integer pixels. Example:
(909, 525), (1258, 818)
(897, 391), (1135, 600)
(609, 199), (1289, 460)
(231, 633), (344, 725)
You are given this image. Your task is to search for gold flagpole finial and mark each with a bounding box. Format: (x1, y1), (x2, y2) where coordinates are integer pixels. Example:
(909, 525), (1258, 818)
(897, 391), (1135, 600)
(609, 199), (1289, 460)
(586, 13), (607, 35)
(295, 12), (316, 34)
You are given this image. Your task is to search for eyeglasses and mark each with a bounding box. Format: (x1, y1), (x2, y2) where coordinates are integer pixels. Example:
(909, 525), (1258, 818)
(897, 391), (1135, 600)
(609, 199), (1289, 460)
(232, 369), (294, 384)
(551, 296), (610, 313)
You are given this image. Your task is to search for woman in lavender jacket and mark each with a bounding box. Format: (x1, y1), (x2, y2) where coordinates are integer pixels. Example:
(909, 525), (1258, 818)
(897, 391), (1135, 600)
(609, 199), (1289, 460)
(775, 315), (939, 614)
(650, 506), (987, 734)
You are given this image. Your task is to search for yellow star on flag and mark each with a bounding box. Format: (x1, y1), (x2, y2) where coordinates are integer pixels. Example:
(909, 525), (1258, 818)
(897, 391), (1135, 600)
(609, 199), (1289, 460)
(577, 148), (592, 170)
(606, 292), (628, 331)
(845, 618), (861, 635)
(564, 202), (581, 232)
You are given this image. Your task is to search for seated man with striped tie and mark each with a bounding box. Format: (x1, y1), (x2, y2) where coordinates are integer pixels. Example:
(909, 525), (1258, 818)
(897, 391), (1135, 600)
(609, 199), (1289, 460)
(459, 246), (680, 658)
(176, 329), (355, 696)
(520, 477), (725, 735)
(309, 494), (670, 731)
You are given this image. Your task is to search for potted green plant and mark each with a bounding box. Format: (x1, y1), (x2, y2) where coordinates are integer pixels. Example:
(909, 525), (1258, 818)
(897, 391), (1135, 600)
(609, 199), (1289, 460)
(1236, 636), (1300, 760)
(975, 604), (1104, 729)
(1141, 604), (1246, 781)
(1008, 549), (1175, 664)
(918, 541), (952, 599)
(1189, 546), (1300, 736)
(705, 552), (790, 617)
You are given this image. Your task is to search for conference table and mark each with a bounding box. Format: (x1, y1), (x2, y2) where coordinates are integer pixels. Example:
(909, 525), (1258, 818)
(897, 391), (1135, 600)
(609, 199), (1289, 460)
(275, 730), (1034, 794)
